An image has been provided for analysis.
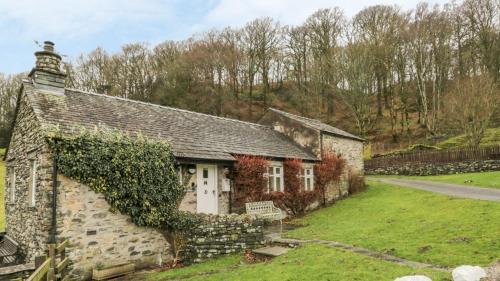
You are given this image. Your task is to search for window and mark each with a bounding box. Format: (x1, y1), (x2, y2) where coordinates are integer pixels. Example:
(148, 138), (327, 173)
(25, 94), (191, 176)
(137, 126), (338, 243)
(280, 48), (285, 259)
(9, 169), (16, 203)
(303, 167), (314, 191)
(267, 166), (283, 192)
(28, 160), (37, 207)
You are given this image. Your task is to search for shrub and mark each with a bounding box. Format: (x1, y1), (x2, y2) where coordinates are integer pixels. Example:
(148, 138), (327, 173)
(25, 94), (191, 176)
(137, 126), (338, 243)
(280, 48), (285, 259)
(233, 155), (269, 204)
(283, 158), (303, 193)
(348, 170), (366, 194)
(314, 152), (346, 205)
(265, 159), (319, 216)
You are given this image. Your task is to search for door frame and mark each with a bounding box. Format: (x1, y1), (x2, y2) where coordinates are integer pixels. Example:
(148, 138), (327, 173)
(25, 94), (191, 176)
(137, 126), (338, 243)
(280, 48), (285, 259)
(196, 164), (218, 214)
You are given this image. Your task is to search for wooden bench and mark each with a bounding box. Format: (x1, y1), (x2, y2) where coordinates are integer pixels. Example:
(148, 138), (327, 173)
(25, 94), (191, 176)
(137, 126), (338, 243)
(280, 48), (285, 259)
(0, 235), (19, 265)
(246, 201), (283, 232)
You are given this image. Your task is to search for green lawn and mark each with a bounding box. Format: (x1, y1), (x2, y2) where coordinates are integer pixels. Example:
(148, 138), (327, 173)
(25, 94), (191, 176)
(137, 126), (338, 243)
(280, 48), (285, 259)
(0, 148), (5, 231)
(146, 244), (450, 281)
(372, 172), (500, 189)
(286, 181), (500, 267)
(145, 181), (500, 280)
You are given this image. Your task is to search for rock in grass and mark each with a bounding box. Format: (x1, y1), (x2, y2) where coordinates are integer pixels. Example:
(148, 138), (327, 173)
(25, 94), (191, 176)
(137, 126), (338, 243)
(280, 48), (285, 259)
(484, 262), (500, 281)
(394, 275), (432, 281)
(452, 265), (487, 281)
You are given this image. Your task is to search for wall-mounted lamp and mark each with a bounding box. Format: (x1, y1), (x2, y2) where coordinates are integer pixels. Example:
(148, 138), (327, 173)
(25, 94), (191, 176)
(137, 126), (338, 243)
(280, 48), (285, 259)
(187, 164), (196, 174)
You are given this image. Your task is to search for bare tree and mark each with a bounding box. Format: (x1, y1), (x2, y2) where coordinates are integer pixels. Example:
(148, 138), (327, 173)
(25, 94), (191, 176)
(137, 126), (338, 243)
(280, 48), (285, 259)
(445, 74), (500, 147)
(306, 8), (346, 120)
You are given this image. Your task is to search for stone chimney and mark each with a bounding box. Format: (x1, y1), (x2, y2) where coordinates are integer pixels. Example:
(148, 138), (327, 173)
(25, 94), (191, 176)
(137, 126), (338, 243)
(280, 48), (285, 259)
(28, 41), (66, 88)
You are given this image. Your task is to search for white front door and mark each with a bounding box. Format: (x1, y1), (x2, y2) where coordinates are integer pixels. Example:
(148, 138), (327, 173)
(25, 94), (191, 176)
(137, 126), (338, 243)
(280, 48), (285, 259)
(196, 164), (218, 214)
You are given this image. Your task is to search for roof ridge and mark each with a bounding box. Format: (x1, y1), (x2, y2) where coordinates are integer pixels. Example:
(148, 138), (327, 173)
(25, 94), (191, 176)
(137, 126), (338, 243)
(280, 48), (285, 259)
(65, 87), (271, 129)
(268, 107), (364, 141)
(269, 107), (320, 123)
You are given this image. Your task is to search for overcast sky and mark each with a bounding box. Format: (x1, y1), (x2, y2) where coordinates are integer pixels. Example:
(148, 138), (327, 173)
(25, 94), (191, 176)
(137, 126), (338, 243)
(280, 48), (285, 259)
(0, 0), (452, 74)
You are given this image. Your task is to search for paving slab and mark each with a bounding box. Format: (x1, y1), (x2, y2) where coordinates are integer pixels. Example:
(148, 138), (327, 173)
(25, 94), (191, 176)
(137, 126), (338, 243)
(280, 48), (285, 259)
(253, 246), (290, 257)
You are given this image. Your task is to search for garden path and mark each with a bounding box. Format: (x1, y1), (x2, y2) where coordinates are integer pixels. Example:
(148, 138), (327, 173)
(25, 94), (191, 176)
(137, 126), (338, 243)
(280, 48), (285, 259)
(271, 237), (450, 272)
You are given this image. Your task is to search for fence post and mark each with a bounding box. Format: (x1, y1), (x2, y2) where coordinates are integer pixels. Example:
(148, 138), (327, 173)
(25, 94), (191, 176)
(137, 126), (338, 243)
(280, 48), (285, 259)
(47, 244), (56, 281)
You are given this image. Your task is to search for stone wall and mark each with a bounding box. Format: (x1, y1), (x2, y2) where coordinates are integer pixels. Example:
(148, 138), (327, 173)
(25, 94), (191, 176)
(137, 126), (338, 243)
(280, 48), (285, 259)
(5, 85), (53, 262)
(322, 134), (364, 173)
(57, 176), (170, 280)
(365, 160), (500, 176)
(183, 214), (264, 263)
(259, 110), (321, 156)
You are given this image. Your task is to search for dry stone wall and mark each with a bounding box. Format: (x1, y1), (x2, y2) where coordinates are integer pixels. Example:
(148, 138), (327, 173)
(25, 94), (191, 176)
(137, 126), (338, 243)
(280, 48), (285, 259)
(365, 160), (500, 176)
(183, 214), (265, 264)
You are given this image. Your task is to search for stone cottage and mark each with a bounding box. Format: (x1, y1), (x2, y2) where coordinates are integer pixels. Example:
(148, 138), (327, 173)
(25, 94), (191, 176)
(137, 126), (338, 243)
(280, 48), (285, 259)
(4, 42), (363, 279)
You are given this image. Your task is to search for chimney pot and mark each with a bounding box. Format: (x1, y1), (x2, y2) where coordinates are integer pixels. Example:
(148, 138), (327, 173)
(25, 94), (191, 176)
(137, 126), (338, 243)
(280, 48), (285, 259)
(29, 40), (66, 88)
(43, 41), (55, 52)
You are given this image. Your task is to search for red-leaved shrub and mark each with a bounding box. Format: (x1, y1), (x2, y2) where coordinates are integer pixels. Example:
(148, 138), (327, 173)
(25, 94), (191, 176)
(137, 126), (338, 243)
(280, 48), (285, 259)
(233, 155), (269, 204)
(283, 158), (303, 193)
(263, 159), (319, 216)
(314, 152), (346, 205)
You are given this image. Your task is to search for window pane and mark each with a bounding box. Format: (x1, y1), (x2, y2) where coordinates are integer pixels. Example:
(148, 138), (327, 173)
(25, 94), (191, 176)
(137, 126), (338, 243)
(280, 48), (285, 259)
(306, 169), (310, 175)
(306, 178), (311, 190)
(269, 167), (274, 175)
(276, 177), (281, 191)
(275, 167), (280, 174)
(269, 176), (274, 191)
(203, 168), (208, 179)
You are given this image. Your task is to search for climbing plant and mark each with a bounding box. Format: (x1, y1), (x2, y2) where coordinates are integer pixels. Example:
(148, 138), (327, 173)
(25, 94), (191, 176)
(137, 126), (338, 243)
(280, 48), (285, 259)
(264, 158), (318, 216)
(46, 128), (199, 232)
(233, 155), (269, 203)
(314, 152), (346, 205)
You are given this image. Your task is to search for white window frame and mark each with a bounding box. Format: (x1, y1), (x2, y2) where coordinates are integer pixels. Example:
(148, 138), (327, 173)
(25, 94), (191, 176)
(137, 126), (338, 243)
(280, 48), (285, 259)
(29, 160), (37, 207)
(303, 167), (314, 191)
(9, 169), (16, 203)
(267, 165), (283, 192)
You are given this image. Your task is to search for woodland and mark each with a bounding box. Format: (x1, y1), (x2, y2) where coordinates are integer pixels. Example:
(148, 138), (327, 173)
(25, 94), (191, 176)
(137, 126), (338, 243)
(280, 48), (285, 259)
(0, 0), (499, 153)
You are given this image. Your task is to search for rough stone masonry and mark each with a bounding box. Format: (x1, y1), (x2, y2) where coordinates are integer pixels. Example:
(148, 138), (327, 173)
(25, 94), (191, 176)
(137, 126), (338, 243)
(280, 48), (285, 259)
(183, 214), (265, 264)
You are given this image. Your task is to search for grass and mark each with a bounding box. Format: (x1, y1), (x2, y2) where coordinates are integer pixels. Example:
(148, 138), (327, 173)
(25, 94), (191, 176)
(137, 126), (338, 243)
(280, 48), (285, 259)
(286, 181), (500, 267)
(437, 128), (500, 149)
(0, 148), (5, 231)
(146, 244), (450, 281)
(373, 171), (500, 189)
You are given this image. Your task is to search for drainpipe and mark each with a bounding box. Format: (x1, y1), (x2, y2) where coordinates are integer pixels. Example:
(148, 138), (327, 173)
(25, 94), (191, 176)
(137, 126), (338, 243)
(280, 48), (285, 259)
(48, 146), (58, 244)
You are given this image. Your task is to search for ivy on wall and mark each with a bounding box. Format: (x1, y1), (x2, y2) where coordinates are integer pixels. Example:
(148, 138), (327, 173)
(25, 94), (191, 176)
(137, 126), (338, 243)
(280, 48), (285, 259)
(47, 128), (199, 232)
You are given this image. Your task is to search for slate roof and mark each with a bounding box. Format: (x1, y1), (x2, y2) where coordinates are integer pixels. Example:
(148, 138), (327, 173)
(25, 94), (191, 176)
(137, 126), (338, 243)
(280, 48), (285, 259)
(27, 84), (318, 161)
(268, 108), (364, 141)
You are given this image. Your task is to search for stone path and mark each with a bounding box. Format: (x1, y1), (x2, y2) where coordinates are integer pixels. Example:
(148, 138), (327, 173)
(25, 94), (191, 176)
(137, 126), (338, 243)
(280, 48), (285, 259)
(271, 237), (450, 271)
(371, 178), (500, 201)
(253, 246), (289, 257)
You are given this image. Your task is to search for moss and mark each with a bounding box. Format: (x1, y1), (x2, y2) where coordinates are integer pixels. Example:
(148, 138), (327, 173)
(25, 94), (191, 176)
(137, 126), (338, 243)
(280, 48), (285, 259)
(437, 128), (500, 149)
